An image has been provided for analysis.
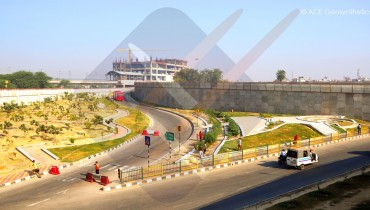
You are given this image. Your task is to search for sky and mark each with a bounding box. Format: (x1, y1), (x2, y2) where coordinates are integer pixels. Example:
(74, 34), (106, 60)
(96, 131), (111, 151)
(1, 0), (369, 81)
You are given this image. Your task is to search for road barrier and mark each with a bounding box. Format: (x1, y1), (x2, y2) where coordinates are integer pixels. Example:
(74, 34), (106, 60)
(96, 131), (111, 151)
(85, 172), (110, 185)
(119, 127), (370, 183)
(49, 166), (60, 175)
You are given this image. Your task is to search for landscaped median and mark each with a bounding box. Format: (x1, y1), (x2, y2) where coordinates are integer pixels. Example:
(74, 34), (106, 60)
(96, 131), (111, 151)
(49, 106), (149, 162)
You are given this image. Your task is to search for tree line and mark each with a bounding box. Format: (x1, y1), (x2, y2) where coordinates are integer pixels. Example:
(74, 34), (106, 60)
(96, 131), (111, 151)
(0, 71), (52, 89)
(174, 68), (223, 83)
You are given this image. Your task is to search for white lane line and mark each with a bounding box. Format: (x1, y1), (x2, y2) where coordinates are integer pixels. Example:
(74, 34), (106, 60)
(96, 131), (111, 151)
(56, 189), (70, 195)
(108, 166), (117, 171)
(78, 162), (91, 167)
(27, 198), (51, 207)
(100, 164), (111, 170)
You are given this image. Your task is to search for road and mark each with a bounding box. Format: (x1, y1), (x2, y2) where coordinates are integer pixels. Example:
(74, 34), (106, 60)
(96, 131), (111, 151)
(2, 135), (369, 210)
(0, 95), (193, 209)
(1, 97), (370, 209)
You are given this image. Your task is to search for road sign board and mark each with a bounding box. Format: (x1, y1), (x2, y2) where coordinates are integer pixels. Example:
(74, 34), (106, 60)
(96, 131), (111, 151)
(145, 136), (150, 146)
(165, 132), (175, 141)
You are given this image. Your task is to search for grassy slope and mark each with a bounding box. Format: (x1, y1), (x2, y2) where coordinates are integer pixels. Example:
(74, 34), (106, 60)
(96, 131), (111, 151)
(220, 124), (321, 153)
(49, 107), (149, 162)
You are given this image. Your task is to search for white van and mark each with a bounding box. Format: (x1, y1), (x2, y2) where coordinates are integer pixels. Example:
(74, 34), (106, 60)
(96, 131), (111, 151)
(286, 148), (318, 170)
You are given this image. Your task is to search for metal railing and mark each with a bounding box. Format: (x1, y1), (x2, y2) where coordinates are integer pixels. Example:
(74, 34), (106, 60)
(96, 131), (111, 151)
(119, 126), (369, 183)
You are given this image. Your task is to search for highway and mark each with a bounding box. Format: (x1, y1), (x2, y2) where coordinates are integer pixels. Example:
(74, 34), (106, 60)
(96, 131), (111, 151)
(1, 97), (370, 209)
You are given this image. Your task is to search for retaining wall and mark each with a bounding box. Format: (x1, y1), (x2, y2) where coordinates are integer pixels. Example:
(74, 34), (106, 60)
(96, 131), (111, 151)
(134, 82), (370, 121)
(0, 88), (131, 105)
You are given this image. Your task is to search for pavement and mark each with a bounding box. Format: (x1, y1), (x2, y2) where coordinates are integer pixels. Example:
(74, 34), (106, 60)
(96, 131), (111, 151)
(232, 115), (340, 138)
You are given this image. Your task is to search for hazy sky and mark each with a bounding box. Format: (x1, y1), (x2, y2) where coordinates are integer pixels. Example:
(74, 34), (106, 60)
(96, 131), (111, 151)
(1, 0), (369, 81)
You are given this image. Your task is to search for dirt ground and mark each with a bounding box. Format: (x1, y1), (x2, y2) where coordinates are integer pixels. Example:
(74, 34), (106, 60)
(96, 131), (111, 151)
(312, 188), (370, 210)
(0, 95), (116, 176)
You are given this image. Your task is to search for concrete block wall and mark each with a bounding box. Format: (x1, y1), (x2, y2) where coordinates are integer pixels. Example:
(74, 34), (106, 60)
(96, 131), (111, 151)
(0, 88), (130, 105)
(134, 82), (370, 121)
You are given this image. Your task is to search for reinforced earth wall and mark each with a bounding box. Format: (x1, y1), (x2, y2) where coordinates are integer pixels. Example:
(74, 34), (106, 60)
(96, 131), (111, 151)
(134, 82), (370, 121)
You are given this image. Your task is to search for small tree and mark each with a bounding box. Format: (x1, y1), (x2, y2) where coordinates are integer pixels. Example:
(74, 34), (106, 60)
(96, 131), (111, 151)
(276, 69), (286, 82)
(19, 124), (28, 136)
(84, 121), (92, 130)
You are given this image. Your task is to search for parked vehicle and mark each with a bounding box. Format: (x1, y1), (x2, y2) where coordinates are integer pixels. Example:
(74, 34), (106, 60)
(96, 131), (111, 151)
(286, 148), (318, 170)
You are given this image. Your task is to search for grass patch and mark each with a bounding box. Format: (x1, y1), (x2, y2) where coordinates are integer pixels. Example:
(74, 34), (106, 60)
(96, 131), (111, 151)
(266, 121), (284, 129)
(267, 173), (370, 210)
(337, 120), (355, 126)
(49, 106), (149, 162)
(354, 119), (370, 126)
(331, 124), (346, 133)
(219, 124), (321, 153)
(222, 112), (259, 117)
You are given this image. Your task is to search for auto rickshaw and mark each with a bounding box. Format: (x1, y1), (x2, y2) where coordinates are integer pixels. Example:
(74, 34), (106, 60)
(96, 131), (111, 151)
(286, 148), (318, 170)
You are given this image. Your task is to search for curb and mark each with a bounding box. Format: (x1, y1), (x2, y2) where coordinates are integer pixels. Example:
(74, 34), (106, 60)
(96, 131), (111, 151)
(102, 134), (370, 192)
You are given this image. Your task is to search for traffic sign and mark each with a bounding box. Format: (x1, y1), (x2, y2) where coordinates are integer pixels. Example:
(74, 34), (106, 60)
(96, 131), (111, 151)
(165, 132), (175, 141)
(145, 136), (150, 146)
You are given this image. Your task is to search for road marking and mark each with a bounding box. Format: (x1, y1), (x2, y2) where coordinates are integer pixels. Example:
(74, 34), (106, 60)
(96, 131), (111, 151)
(56, 189), (70, 195)
(108, 166), (118, 171)
(100, 164), (111, 170)
(78, 162), (91, 167)
(27, 198), (51, 207)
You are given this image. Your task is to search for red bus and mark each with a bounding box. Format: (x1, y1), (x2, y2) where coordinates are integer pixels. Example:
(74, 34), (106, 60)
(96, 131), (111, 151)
(113, 91), (124, 101)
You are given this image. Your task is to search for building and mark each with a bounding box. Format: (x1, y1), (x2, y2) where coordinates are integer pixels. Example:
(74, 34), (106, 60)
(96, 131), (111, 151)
(106, 58), (188, 86)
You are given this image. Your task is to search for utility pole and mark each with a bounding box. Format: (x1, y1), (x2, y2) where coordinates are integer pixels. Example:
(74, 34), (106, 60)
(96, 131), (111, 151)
(178, 126), (181, 152)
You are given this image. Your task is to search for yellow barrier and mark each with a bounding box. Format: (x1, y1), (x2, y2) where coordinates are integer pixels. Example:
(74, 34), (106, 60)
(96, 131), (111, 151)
(214, 153), (229, 165)
(332, 133), (340, 141)
(347, 129), (354, 138)
(362, 127), (369, 134)
(243, 148), (257, 159)
(268, 144), (280, 154)
(143, 164), (163, 179)
(309, 136), (324, 146)
(181, 159), (198, 171)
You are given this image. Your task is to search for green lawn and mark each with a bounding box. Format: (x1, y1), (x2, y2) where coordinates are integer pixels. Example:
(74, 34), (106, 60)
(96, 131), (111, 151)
(331, 124), (346, 133)
(219, 124), (322, 153)
(49, 106), (149, 162)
